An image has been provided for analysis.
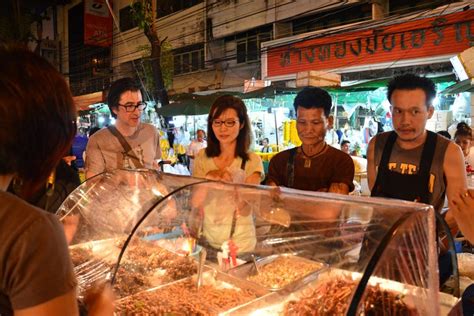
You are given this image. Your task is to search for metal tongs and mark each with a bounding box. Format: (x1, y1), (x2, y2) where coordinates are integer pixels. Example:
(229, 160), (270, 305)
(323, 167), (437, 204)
(251, 254), (260, 275)
(196, 248), (207, 290)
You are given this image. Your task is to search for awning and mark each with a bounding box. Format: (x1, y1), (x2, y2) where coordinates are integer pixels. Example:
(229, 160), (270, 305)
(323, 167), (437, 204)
(441, 78), (474, 94)
(157, 91), (248, 116)
(73, 91), (104, 111)
(241, 85), (300, 99)
(337, 74), (456, 92)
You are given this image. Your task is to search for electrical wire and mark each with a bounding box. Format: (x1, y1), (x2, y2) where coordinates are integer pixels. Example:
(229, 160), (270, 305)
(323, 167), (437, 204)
(62, 1), (471, 96)
(62, 0), (467, 71)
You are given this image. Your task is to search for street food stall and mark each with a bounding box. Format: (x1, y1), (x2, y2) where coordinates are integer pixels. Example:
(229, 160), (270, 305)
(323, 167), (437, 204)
(57, 169), (459, 315)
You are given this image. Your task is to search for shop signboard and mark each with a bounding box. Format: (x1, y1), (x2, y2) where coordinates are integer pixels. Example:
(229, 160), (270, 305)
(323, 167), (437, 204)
(84, 0), (113, 47)
(266, 10), (474, 77)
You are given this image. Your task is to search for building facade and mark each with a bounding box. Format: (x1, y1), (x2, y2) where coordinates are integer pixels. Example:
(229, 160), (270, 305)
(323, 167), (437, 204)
(36, 0), (470, 112)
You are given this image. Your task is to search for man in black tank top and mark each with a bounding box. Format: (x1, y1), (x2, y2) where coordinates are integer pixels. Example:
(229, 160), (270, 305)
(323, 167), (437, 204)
(367, 74), (466, 223)
(366, 74), (468, 285)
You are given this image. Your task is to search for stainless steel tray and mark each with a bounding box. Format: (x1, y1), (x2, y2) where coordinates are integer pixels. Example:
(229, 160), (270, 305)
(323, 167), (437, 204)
(114, 267), (269, 315)
(69, 237), (124, 264)
(224, 268), (460, 315)
(70, 237), (201, 299)
(227, 253), (327, 292)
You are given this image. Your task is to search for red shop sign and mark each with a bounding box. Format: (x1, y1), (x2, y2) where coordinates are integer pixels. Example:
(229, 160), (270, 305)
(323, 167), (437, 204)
(84, 0), (113, 47)
(266, 10), (474, 77)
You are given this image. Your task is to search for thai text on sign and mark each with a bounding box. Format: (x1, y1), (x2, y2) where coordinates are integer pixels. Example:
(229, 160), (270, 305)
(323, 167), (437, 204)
(266, 10), (474, 77)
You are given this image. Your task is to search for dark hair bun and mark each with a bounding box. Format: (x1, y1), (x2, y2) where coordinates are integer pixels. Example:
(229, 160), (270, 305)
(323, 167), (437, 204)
(457, 122), (470, 131)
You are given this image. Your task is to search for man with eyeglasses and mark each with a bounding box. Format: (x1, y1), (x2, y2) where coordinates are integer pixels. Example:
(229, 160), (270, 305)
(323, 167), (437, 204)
(85, 77), (161, 178)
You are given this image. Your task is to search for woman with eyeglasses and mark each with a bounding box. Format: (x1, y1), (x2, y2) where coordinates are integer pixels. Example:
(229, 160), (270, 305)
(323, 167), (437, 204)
(192, 95), (264, 257)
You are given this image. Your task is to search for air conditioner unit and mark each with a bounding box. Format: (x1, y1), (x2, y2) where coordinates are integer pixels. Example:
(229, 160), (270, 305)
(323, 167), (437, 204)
(450, 46), (474, 81)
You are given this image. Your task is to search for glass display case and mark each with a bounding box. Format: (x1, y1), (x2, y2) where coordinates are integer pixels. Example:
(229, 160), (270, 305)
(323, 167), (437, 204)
(58, 169), (459, 315)
(56, 169), (206, 295)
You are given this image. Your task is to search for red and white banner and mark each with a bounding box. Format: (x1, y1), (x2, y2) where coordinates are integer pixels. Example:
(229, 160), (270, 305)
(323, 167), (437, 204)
(266, 10), (474, 77)
(84, 0), (113, 47)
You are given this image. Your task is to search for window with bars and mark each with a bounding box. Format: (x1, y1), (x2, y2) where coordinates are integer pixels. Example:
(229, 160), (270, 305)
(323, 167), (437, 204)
(157, 0), (203, 18)
(119, 6), (138, 32)
(173, 44), (205, 75)
(232, 27), (272, 64)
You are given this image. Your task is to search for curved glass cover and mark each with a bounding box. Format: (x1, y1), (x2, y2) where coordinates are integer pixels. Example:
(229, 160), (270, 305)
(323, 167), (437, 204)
(56, 169), (205, 295)
(105, 175), (452, 315)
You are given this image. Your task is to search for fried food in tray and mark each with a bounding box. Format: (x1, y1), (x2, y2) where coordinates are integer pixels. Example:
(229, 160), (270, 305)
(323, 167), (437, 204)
(229, 254), (325, 291)
(247, 255), (325, 290)
(70, 247), (95, 267)
(69, 237), (197, 298)
(115, 274), (259, 315)
(284, 276), (417, 316)
(223, 268), (459, 315)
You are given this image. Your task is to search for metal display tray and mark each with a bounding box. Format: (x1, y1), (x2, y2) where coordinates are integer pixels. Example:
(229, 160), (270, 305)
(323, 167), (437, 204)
(114, 267), (270, 315)
(70, 237), (201, 299)
(227, 253), (327, 292)
(223, 268), (460, 316)
(69, 237), (124, 263)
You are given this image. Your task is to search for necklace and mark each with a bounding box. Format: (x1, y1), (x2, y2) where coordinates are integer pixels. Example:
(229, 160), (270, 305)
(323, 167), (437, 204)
(300, 144), (327, 168)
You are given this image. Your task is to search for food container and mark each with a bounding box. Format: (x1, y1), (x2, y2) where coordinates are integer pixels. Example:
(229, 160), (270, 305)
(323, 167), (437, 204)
(113, 238), (200, 298)
(70, 237), (200, 298)
(59, 171), (452, 315)
(227, 253), (326, 292)
(224, 268), (460, 315)
(114, 268), (269, 315)
(69, 237), (124, 265)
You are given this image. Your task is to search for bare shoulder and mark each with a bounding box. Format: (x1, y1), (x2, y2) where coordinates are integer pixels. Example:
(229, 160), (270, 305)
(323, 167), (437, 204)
(368, 135), (377, 150)
(444, 141), (464, 164)
(443, 141), (466, 179)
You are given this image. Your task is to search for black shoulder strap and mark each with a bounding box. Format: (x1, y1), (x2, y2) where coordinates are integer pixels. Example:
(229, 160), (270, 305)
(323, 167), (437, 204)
(418, 131), (437, 178)
(107, 126), (144, 169)
(371, 132), (397, 196)
(418, 131), (438, 202)
(286, 147), (298, 188)
(378, 131), (398, 171)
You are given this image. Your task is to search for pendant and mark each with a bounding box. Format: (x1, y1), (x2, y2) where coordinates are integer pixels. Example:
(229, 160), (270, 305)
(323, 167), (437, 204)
(304, 159), (311, 168)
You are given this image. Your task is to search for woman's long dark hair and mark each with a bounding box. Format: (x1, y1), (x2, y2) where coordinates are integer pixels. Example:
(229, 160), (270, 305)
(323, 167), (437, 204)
(205, 95), (251, 162)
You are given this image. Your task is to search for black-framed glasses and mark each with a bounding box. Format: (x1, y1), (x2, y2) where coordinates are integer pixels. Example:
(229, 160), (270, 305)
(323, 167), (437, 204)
(118, 101), (147, 112)
(212, 119), (239, 127)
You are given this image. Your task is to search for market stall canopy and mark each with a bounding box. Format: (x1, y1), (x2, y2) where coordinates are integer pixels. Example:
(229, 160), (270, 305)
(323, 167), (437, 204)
(157, 97), (212, 116)
(242, 85), (300, 99)
(441, 78), (474, 94)
(335, 74), (456, 92)
(78, 103), (109, 117)
(73, 91), (104, 111)
(158, 92), (242, 116)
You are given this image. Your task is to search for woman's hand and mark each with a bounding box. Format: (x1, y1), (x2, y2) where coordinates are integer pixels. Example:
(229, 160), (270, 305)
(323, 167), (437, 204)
(205, 169), (233, 182)
(62, 214), (79, 244)
(451, 189), (474, 244)
(84, 282), (115, 316)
